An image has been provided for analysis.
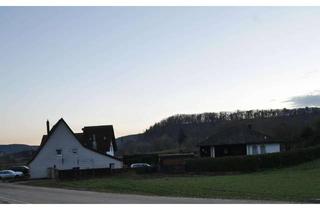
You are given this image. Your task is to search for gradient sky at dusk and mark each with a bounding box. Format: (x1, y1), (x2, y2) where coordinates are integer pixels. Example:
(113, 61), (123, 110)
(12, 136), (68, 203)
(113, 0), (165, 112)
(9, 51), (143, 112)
(1, 7), (320, 145)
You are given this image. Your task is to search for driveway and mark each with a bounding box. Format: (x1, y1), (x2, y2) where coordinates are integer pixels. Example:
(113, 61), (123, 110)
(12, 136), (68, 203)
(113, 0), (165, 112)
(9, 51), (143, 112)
(0, 183), (284, 204)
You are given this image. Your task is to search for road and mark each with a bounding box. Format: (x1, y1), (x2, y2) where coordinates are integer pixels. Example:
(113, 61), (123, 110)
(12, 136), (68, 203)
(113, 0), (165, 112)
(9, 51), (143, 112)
(0, 183), (283, 204)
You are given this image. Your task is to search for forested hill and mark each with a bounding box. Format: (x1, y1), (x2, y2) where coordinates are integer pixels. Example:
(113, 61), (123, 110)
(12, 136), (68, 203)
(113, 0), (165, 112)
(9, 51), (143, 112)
(0, 144), (38, 155)
(116, 107), (320, 156)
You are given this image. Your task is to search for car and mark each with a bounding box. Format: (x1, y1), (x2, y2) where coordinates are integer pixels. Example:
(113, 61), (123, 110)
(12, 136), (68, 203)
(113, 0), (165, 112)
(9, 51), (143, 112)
(8, 166), (30, 176)
(130, 163), (152, 168)
(0, 170), (24, 181)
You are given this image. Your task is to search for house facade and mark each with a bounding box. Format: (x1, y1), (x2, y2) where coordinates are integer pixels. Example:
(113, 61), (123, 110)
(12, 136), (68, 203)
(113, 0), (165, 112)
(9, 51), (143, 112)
(199, 125), (285, 158)
(28, 119), (122, 179)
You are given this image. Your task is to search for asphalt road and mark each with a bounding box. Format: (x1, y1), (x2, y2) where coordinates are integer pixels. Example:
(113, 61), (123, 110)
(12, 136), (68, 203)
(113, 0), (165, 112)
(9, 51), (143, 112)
(0, 183), (283, 204)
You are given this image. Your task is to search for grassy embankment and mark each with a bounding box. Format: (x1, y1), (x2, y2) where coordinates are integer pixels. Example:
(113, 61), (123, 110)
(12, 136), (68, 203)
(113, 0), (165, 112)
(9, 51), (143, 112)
(25, 159), (320, 202)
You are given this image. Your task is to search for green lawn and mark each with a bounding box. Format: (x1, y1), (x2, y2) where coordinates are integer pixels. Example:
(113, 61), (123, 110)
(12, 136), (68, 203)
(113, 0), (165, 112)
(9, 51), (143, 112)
(25, 159), (320, 202)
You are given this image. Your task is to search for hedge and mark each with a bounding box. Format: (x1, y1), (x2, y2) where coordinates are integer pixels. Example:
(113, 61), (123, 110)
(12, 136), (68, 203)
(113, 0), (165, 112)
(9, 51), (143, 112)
(56, 168), (126, 180)
(185, 145), (320, 172)
(134, 166), (158, 174)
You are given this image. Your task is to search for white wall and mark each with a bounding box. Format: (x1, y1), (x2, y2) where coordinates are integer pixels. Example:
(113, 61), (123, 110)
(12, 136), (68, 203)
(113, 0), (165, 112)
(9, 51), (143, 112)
(29, 121), (123, 179)
(246, 143), (280, 155)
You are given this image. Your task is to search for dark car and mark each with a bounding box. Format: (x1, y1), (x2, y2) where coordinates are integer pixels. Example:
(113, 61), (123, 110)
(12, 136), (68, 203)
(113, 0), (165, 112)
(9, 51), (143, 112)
(8, 166), (30, 176)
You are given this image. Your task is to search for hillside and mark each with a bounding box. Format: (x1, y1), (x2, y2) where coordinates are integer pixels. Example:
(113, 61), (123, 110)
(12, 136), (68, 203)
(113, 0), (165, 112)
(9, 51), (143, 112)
(0, 149), (38, 169)
(116, 107), (320, 156)
(0, 144), (38, 169)
(0, 144), (38, 155)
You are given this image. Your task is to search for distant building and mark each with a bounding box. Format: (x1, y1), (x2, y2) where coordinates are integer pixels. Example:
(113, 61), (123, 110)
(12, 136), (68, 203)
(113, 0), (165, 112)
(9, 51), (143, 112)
(199, 125), (286, 158)
(28, 118), (122, 179)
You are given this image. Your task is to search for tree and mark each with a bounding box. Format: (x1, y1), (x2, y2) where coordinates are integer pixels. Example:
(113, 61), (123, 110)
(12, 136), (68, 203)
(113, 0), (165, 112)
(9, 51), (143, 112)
(313, 118), (320, 135)
(177, 128), (186, 153)
(300, 126), (314, 139)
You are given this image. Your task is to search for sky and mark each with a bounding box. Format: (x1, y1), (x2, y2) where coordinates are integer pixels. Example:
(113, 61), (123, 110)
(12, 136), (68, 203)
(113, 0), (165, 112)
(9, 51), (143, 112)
(1, 7), (320, 145)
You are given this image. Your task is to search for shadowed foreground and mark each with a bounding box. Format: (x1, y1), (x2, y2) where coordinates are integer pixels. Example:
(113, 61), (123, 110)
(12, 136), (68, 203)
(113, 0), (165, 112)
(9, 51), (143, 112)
(22, 159), (320, 202)
(0, 183), (283, 204)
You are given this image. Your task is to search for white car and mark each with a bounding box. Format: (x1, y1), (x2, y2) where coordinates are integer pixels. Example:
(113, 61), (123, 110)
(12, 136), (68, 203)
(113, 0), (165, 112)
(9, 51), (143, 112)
(130, 163), (152, 168)
(0, 170), (24, 180)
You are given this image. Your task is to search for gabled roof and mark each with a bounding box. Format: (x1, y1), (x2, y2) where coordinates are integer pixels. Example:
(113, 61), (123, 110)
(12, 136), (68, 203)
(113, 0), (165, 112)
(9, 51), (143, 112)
(40, 130), (117, 155)
(28, 118), (121, 165)
(199, 126), (285, 146)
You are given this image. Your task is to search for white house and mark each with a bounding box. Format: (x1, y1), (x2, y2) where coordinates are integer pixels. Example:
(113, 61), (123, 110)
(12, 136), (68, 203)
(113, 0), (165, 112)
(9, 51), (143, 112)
(199, 125), (285, 158)
(28, 118), (123, 179)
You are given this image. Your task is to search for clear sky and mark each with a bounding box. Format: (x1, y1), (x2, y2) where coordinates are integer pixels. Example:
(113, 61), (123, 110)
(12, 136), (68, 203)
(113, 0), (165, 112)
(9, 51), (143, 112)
(1, 7), (320, 145)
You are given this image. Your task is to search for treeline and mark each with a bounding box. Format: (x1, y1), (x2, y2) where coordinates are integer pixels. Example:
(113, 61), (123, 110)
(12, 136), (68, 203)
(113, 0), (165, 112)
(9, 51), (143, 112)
(116, 107), (320, 156)
(145, 107), (320, 138)
(294, 119), (320, 149)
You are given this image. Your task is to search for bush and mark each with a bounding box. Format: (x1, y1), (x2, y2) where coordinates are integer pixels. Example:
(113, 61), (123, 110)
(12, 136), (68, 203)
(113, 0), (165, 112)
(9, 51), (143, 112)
(134, 166), (158, 174)
(185, 145), (320, 172)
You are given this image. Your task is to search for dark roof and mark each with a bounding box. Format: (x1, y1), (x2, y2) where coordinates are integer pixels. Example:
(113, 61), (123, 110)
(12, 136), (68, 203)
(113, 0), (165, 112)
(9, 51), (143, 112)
(81, 125), (117, 153)
(199, 126), (285, 146)
(28, 118), (121, 165)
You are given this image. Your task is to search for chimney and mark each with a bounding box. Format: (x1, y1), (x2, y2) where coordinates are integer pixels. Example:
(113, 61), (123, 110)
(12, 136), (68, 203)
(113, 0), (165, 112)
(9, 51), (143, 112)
(46, 120), (50, 134)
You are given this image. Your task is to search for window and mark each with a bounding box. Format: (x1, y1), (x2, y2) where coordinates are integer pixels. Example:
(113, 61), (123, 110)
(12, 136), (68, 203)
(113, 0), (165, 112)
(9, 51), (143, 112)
(252, 145), (258, 155)
(72, 148), (78, 154)
(260, 145), (266, 154)
(56, 149), (62, 155)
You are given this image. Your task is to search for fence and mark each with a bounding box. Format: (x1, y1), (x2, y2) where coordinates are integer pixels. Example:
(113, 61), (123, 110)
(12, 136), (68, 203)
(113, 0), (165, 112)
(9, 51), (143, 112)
(159, 153), (195, 173)
(55, 168), (127, 180)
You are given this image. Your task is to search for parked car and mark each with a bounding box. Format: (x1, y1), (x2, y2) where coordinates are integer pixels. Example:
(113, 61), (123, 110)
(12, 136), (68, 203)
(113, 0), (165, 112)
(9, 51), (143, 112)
(0, 170), (24, 181)
(130, 163), (152, 168)
(8, 166), (30, 176)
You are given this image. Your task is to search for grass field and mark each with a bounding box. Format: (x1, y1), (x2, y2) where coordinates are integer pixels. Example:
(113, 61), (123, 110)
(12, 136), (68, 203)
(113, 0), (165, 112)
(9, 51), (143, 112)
(25, 159), (320, 202)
